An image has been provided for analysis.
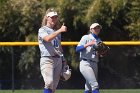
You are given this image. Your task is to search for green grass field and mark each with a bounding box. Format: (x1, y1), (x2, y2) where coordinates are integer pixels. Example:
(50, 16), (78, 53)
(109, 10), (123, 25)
(0, 89), (140, 93)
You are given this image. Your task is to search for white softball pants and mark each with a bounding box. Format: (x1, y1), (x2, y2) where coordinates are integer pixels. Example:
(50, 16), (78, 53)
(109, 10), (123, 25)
(40, 57), (62, 93)
(80, 59), (99, 91)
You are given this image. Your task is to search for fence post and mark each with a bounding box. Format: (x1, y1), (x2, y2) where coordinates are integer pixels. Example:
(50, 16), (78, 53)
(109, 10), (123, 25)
(11, 47), (14, 92)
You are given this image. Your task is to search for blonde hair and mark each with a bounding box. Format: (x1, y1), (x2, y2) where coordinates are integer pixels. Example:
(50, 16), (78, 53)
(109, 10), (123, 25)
(41, 8), (61, 29)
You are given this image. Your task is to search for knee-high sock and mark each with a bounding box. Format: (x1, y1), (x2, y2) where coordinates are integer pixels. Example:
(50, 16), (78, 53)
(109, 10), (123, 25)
(44, 88), (52, 93)
(92, 89), (99, 93)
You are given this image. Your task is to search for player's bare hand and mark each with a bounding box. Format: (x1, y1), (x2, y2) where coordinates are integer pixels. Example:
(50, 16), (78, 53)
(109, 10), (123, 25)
(59, 23), (67, 32)
(87, 40), (96, 46)
(84, 40), (96, 48)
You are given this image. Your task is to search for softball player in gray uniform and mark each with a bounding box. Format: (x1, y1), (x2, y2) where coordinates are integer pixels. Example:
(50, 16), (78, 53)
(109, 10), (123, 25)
(38, 8), (67, 93)
(76, 23), (102, 93)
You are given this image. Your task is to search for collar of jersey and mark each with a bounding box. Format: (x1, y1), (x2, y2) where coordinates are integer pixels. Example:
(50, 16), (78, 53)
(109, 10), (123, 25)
(92, 33), (98, 40)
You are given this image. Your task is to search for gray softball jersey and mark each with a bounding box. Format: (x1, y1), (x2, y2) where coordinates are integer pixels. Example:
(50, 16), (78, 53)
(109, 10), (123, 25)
(77, 34), (102, 62)
(38, 26), (62, 57)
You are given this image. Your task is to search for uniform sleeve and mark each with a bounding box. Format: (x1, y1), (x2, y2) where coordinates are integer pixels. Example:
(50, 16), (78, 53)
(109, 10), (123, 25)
(76, 35), (87, 52)
(77, 35), (87, 46)
(38, 28), (49, 39)
(76, 45), (84, 52)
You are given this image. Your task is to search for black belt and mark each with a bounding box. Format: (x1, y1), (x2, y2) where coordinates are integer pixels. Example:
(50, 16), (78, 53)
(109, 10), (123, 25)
(52, 55), (61, 58)
(81, 58), (95, 62)
(42, 55), (60, 58)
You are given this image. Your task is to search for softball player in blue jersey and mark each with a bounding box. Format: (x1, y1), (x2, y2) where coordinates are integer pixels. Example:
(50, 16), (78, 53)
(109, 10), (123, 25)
(38, 8), (67, 93)
(76, 23), (102, 93)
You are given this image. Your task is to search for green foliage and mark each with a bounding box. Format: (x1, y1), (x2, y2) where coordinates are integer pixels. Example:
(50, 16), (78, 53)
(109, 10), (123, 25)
(85, 0), (125, 25)
(0, 0), (43, 83)
(18, 47), (36, 71)
(0, 0), (7, 5)
(0, 0), (41, 41)
(124, 0), (140, 40)
(68, 46), (79, 70)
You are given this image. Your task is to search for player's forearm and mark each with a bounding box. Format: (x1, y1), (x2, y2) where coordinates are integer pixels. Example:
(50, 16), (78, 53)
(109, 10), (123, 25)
(43, 30), (61, 42)
(76, 43), (92, 52)
(76, 45), (84, 52)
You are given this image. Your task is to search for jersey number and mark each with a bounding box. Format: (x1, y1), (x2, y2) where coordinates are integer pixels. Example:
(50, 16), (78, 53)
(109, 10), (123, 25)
(53, 39), (59, 47)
